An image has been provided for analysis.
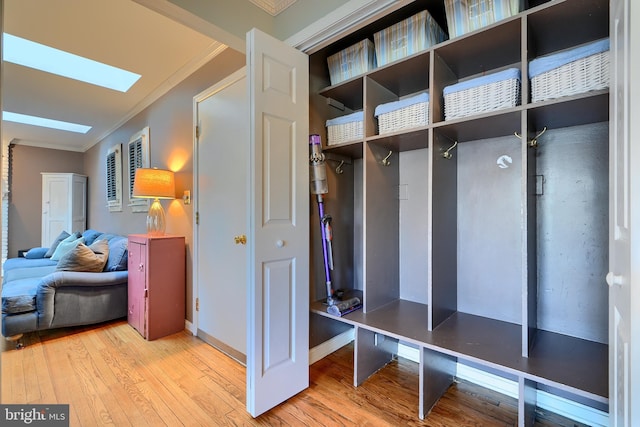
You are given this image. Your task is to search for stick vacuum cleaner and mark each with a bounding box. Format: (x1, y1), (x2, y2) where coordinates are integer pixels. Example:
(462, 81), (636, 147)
(309, 134), (362, 317)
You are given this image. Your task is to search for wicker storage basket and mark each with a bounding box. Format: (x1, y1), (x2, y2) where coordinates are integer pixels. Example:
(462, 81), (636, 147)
(326, 111), (364, 145)
(445, 0), (523, 38)
(444, 68), (520, 120)
(327, 39), (376, 85)
(374, 11), (446, 67)
(375, 93), (429, 135)
(529, 38), (609, 103)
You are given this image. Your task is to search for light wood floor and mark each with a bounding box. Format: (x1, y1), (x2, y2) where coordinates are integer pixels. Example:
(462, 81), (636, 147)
(1, 320), (585, 426)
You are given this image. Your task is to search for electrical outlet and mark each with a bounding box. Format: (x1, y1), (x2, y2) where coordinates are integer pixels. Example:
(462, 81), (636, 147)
(183, 190), (191, 205)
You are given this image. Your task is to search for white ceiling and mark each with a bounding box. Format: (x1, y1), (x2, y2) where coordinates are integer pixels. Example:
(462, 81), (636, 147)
(2, 0), (223, 152)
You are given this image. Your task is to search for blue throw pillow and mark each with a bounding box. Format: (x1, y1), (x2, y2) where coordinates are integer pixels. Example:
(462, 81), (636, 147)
(44, 231), (73, 258)
(105, 237), (128, 271)
(50, 235), (85, 261)
(25, 247), (48, 259)
(82, 229), (103, 246)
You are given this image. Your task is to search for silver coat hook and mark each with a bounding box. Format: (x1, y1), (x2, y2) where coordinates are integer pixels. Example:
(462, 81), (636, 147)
(443, 140), (458, 159)
(381, 151), (392, 166)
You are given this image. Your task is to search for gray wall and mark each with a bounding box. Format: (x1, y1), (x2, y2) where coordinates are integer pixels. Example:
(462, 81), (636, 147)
(536, 123), (609, 343)
(456, 136), (523, 324)
(8, 145), (84, 257)
(399, 148), (429, 304)
(84, 47), (245, 323)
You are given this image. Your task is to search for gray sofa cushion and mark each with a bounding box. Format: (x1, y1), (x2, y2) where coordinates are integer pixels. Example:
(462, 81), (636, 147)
(3, 257), (57, 273)
(1, 277), (39, 314)
(3, 265), (57, 285)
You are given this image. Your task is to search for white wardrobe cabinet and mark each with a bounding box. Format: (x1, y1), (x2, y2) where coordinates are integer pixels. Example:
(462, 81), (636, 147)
(41, 173), (87, 247)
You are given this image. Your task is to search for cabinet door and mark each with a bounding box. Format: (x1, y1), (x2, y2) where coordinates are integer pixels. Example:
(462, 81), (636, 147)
(246, 28), (309, 417)
(146, 237), (185, 340)
(41, 175), (69, 247)
(127, 240), (146, 337)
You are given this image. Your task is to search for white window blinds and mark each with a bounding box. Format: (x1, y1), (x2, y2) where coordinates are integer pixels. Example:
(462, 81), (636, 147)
(127, 127), (150, 212)
(106, 144), (122, 212)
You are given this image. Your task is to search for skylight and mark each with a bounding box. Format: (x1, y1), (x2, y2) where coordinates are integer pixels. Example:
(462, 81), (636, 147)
(3, 111), (92, 134)
(3, 33), (141, 92)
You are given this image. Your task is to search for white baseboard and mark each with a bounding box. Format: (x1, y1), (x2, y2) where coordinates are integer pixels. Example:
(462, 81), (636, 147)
(185, 320), (196, 335)
(309, 329), (355, 365)
(534, 389), (608, 427)
(396, 343), (608, 426)
(311, 337), (608, 426)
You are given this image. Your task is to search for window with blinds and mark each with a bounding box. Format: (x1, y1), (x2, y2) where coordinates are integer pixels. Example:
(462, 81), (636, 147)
(127, 127), (150, 212)
(106, 144), (122, 212)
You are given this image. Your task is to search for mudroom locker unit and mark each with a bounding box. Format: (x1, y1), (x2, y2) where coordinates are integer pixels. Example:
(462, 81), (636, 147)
(307, 0), (610, 424)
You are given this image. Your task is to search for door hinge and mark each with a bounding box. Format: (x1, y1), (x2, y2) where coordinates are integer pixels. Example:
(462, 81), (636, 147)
(196, 298), (200, 312)
(195, 125), (200, 138)
(196, 212), (199, 225)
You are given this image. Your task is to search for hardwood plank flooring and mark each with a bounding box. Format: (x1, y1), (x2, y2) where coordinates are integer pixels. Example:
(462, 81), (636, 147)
(1, 320), (587, 426)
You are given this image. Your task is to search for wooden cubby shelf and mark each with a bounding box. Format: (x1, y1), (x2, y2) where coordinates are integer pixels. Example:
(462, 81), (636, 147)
(309, 0), (610, 424)
(311, 300), (607, 404)
(527, 90), (610, 130)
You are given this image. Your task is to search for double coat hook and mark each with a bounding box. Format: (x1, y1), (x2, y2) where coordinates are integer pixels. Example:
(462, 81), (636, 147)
(515, 126), (547, 148)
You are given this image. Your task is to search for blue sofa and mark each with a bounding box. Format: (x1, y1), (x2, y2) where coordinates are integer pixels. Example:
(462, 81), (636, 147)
(2, 230), (128, 339)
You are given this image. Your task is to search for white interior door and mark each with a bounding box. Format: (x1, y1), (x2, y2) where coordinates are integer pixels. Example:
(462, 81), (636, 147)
(195, 69), (248, 360)
(246, 28), (309, 417)
(609, 0), (634, 424)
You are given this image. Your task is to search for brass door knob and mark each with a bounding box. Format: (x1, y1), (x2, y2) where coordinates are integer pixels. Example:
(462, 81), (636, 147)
(234, 234), (247, 245)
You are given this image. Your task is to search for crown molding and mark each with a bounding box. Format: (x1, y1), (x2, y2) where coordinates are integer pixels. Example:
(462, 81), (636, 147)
(286, 0), (411, 54)
(9, 139), (86, 153)
(249, 0), (297, 16)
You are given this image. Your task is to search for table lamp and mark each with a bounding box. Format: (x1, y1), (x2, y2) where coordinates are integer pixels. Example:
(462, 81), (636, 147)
(132, 168), (175, 236)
